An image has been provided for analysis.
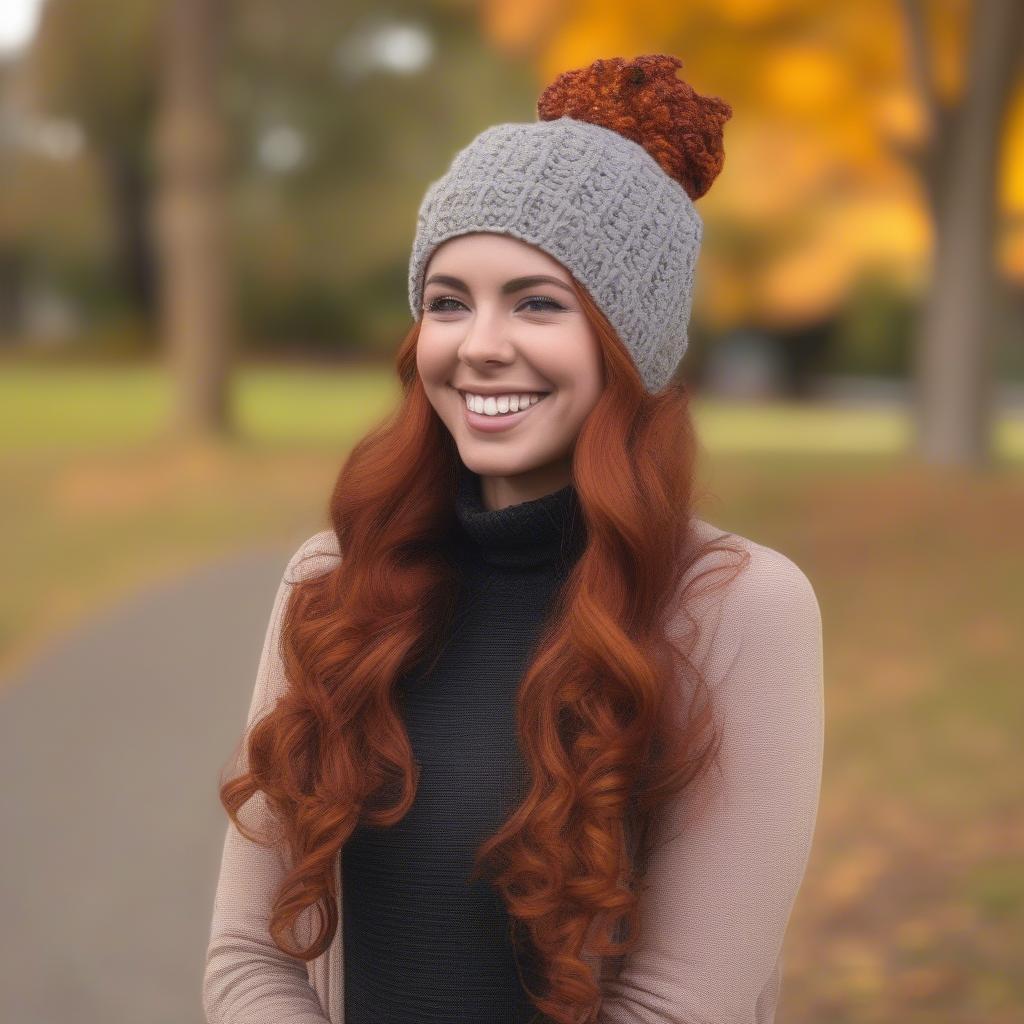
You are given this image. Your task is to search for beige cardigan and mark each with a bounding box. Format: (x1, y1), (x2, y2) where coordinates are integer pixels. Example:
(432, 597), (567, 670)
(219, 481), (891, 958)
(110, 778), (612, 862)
(203, 518), (824, 1023)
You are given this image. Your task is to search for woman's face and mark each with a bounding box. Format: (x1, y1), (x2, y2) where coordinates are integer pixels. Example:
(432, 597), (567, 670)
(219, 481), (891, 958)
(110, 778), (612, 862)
(415, 232), (604, 510)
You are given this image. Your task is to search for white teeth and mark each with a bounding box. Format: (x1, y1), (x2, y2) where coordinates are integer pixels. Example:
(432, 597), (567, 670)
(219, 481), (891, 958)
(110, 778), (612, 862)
(462, 391), (547, 416)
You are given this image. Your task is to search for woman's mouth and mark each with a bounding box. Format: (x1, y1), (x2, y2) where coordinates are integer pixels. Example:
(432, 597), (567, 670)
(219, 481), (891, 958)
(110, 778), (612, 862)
(453, 388), (552, 434)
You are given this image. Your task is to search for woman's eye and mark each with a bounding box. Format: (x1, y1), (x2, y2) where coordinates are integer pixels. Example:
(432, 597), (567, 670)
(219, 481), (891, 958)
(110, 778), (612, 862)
(425, 296), (465, 313)
(520, 296), (564, 313)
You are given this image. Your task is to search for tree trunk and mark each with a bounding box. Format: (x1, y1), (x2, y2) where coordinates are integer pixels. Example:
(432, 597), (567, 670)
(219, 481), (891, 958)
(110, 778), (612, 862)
(151, 0), (234, 438)
(910, 0), (1024, 466)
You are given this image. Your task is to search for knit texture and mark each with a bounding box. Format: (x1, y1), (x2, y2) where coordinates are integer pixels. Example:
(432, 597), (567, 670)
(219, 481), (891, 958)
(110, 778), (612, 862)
(408, 116), (703, 393)
(340, 460), (587, 1023)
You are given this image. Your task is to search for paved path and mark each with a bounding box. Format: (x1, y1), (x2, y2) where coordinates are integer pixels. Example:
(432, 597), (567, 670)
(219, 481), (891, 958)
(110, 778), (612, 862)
(0, 541), (299, 1024)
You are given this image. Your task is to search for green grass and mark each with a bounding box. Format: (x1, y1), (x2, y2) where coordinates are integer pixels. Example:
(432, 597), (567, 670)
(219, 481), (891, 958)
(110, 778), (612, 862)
(1, 360), (1022, 1023)
(0, 362), (401, 450)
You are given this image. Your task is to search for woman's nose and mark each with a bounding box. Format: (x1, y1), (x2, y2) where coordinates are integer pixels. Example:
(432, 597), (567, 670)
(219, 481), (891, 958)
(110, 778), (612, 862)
(457, 307), (516, 364)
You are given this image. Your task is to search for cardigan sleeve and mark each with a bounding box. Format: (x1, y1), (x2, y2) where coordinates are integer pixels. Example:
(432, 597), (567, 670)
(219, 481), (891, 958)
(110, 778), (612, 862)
(202, 534), (339, 1024)
(597, 540), (825, 1024)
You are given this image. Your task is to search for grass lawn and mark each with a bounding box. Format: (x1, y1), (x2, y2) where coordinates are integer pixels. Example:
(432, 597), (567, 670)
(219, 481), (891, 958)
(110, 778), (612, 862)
(1, 361), (1022, 1023)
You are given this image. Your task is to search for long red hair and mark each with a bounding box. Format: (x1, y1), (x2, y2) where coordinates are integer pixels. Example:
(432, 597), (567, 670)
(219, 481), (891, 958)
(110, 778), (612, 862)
(219, 272), (747, 1024)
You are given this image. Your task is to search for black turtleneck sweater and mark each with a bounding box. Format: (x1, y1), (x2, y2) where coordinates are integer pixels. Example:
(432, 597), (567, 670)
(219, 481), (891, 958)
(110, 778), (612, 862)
(340, 460), (587, 1024)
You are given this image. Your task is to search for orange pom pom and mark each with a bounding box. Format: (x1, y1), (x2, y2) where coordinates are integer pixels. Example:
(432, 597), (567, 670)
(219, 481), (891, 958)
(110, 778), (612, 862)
(537, 54), (732, 200)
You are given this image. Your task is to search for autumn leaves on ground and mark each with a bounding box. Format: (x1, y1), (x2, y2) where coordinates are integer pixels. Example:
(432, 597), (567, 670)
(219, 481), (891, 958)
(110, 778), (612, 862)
(713, 456), (1024, 1024)
(1, 365), (1021, 1023)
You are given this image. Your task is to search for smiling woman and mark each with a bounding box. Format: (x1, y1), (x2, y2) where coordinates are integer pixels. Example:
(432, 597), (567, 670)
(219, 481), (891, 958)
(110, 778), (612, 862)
(204, 53), (823, 1024)
(415, 232), (605, 508)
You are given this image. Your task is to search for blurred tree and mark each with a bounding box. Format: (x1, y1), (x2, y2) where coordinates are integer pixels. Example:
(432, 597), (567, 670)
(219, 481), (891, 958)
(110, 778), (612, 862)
(152, 0), (235, 437)
(898, 0), (1024, 466)
(21, 0), (161, 322)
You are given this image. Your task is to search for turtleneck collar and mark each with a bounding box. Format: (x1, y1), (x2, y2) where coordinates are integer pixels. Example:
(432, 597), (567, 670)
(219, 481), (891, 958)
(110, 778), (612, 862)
(452, 460), (587, 571)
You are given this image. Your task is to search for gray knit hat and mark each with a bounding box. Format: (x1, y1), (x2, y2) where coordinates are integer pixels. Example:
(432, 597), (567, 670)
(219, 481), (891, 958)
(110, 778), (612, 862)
(408, 55), (732, 393)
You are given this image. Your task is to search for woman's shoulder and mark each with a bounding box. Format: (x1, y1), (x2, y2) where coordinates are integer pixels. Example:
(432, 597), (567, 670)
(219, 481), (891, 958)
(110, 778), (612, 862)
(679, 517), (822, 655)
(687, 516), (818, 599)
(282, 528), (342, 584)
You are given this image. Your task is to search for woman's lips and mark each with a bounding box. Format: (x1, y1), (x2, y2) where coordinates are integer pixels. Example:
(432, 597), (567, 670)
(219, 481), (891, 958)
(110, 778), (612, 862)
(456, 390), (550, 433)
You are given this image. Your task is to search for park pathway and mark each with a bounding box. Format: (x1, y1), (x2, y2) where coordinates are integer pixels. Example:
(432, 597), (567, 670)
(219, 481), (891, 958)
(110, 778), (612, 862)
(0, 540), (301, 1024)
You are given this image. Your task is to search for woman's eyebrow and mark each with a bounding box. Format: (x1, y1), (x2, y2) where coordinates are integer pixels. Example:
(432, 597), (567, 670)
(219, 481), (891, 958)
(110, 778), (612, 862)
(424, 273), (574, 296)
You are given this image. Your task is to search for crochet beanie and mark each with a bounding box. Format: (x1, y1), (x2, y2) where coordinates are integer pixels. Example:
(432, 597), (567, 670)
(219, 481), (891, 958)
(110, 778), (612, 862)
(407, 54), (732, 393)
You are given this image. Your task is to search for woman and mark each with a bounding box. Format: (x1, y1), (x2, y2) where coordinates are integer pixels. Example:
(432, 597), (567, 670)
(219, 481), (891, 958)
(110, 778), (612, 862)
(203, 54), (824, 1024)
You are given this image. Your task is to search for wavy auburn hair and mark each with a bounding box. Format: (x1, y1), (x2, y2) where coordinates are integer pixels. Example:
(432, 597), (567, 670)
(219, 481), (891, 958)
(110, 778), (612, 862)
(220, 53), (741, 1024)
